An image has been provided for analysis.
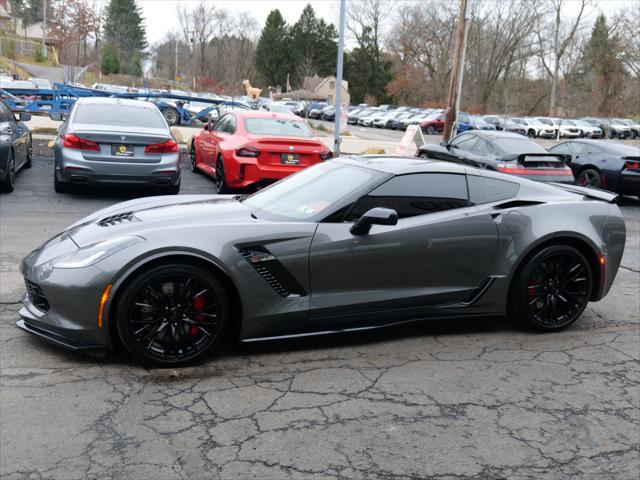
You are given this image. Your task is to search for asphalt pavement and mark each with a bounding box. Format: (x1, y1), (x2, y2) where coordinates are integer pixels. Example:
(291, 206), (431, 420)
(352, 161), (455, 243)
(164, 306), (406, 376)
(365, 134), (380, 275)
(1, 140), (639, 479)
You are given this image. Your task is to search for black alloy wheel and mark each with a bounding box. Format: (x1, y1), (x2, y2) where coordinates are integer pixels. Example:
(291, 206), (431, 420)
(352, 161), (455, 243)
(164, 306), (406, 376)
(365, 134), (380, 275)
(527, 129), (536, 138)
(215, 156), (230, 194)
(0, 152), (16, 192)
(116, 264), (230, 366)
(25, 138), (32, 168)
(511, 245), (592, 331)
(577, 168), (602, 189)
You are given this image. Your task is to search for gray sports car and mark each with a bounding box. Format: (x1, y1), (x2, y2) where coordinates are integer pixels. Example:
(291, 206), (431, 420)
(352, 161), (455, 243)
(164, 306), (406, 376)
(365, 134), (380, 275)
(18, 156), (626, 366)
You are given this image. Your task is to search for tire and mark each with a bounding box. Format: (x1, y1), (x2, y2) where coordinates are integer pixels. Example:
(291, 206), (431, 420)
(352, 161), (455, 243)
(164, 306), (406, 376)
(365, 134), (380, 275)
(509, 245), (592, 331)
(577, 168), (602, 189)
(165, 179), (180, 195)
(214, 156), (231, 194)
(418, 152), (429, 159)
(115, 263), (230, 367)
(54, 175), (71, 193)
(190, 142), (199, 173)
(162, 108), (180, 126)
(426, 125), (436, 135)
(25, 137), (32, 168)
(0, 151), (16, 192)
(527, 129), (536, 138)
(630, 130), (638, 140)
(607, 129), (616, 139)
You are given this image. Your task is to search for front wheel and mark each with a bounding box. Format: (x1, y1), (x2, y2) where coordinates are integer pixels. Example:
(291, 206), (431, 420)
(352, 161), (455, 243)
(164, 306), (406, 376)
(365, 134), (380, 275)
(527, 129), (536, 138)
(115, 264), (230, 367)
(190, 143), (199, 173)
(510, 245), (592, 331)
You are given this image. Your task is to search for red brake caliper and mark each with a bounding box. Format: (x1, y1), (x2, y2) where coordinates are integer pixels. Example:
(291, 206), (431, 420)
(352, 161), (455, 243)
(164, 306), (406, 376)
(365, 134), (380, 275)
(190, 295), (207, 336)
(528, 280), (537, 303)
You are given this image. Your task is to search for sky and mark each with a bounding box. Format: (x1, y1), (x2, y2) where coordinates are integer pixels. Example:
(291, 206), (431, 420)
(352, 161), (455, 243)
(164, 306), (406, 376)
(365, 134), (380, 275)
(122, 0), (637, 46)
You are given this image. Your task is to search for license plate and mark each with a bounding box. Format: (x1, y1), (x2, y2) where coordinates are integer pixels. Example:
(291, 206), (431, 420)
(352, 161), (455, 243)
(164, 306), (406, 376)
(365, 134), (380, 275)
(111, 144), (134, 157)
(281, 153), (300, 165)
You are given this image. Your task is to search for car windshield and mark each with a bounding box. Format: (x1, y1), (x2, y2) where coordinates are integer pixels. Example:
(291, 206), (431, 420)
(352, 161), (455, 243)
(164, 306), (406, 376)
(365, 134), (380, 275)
(243, 161), (387, 222)
(244, 118), (313, 137)
(494, 137), (547, 155)
(73, 103), (166, 128)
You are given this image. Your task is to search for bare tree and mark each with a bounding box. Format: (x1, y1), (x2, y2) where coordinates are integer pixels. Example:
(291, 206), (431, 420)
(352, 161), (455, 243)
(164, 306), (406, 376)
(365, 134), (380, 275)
(177, 2), (221, 85)
(535, 0), (590, 116)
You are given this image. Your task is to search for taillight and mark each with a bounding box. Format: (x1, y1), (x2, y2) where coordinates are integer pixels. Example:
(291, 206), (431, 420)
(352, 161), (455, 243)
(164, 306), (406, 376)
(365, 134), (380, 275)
(625, 160), (640, 170)
(62, 134), (100, 151)
(496, 163), (572, 175)
(320, 150), (333, 160)
(236, 146), (261, 157)
(145, 139), (178, 154)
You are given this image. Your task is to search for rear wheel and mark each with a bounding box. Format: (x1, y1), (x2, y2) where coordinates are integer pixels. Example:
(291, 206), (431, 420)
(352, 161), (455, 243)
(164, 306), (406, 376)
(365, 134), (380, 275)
(162, 108), (180, 126)
(190, 143), (199, 172)
(630, 130), (638, 139)
(115, 264), (230, 367)
(54, 174), (71, 193)
(165, 179), (180, 195)
(214, 156), (231, 194)
(577, 168), (602, 189)
(510, 245), (592, 331)
(527, 129), (536, 138)
(0, 152), (15, 192)
(25, 138), (32, 168)
(607, 129), (616, 139)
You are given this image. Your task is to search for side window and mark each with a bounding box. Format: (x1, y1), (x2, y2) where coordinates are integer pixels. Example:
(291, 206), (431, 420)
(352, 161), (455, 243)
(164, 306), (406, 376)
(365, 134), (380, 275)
(548, 143), (574, 155)
(225, 115), (237, 134)
(468, 175), (520, 205)
(470, 138), (492, 155)
(346, 173), (469, 221)
(450, 134), (477, 151)
(0, 103), (14, 122)
(213, 115), (229, 132)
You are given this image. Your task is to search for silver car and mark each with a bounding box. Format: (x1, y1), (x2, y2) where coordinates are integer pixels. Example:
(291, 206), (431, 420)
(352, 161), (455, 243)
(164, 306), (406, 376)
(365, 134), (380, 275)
(53, 97), (181, 194)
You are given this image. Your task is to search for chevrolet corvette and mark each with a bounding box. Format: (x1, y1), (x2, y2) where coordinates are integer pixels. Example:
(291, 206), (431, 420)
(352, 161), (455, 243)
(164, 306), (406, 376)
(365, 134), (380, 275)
(18, 156), (626, 366)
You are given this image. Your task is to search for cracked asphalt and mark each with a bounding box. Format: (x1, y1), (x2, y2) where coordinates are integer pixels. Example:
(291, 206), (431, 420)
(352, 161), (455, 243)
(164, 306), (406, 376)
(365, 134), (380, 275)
(1, 140), (639, 479)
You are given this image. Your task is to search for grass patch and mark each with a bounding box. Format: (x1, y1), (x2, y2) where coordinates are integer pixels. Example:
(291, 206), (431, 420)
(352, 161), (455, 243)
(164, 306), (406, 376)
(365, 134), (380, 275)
(0, 56), (31, 78)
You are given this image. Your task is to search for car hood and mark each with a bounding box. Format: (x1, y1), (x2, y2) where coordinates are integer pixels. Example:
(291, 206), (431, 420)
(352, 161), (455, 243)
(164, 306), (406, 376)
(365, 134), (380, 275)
(65, 195), (253, 248)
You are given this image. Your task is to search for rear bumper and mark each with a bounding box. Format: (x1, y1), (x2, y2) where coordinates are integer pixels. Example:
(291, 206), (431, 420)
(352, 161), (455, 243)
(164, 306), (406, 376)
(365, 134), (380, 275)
(227, 155), (323, 188)
(618, 170), (640, 195)
(55, 147), (181, 186)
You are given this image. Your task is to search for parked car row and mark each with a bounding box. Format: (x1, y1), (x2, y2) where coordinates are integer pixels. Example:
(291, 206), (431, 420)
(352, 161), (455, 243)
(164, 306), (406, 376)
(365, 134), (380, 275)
(416, 130), (640, 198)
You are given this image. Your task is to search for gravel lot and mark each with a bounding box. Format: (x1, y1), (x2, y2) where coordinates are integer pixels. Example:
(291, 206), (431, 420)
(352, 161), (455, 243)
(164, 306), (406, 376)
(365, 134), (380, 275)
(1, 139), (639, 479)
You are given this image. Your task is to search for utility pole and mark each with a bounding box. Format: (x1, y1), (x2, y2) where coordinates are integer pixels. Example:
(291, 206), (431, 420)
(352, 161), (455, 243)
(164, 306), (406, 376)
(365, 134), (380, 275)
(443, 0), (472, 141)
(333, 0), (346, 156)
(41, 0), (47, 59)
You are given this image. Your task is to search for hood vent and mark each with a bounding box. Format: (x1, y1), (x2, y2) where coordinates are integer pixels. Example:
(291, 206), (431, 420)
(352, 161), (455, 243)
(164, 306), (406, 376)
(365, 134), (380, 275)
(98, 211), (136, 227)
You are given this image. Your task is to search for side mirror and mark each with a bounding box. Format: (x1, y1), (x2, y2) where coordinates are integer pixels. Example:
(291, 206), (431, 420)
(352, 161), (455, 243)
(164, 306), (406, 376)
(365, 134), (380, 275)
(50, 112), (67, 121)
(350, 207), (398, 236)
(19, 112), (31, 121)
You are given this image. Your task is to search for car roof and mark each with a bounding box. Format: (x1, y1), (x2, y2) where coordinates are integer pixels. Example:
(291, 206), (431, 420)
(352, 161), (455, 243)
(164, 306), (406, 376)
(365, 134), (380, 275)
(75, 97), (158, 108)
(463, 130), (526, 140)
(230, 110), (304, 121)
(568, 139), (640, 155)
(335, 155), (467, 175)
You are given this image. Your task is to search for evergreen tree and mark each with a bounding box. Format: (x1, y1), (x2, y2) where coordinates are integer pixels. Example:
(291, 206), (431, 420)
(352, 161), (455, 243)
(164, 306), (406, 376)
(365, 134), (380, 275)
(103, 0), (147, 76)
(315, 20), (338, 77)
(583, 15), (625, 115)
(255, 9), (291, 89)
(345, 27), (392, 104)
(12, 0), (43, 26)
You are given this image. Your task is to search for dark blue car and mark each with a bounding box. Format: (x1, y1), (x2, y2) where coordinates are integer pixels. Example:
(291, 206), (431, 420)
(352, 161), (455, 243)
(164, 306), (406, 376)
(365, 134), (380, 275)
(548, 139), (640, 198)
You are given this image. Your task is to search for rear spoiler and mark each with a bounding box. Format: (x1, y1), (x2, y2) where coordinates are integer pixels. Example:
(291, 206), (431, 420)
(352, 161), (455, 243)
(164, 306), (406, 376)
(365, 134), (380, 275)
(548, 182), (619, 204)
(506, 153), (571, 164)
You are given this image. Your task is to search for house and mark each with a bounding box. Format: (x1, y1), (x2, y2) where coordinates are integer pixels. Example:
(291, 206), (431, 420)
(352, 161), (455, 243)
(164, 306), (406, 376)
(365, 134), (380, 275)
(274, 75), (350, 105)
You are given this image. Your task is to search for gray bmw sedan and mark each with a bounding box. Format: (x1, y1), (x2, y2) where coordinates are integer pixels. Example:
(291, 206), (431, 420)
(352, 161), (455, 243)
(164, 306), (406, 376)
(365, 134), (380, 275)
(53, 97), (181, 194)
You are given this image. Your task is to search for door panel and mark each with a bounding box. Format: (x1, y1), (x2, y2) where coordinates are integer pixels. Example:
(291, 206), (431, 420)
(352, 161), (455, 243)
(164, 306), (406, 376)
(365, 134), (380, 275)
(309, 206), (499, 323)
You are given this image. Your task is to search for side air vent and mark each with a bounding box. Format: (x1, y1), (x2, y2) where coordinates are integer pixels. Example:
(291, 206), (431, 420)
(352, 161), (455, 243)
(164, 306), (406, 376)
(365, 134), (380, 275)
(238, 247), (307, 298)
(98, 211), (136, 227)
(494, 200), (544, 210)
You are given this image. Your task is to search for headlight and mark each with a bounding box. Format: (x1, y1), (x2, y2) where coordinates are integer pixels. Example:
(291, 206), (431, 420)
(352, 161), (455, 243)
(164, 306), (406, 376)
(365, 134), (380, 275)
(53, 236), (144, 269)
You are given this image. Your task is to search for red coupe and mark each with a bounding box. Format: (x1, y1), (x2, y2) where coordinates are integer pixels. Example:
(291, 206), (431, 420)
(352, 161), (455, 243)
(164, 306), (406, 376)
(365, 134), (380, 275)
(190, 110), (332, 192)
(420, 113), (445, 135)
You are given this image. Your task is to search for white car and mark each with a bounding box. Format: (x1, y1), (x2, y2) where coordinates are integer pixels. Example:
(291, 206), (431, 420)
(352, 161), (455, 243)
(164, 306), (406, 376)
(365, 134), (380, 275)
(564, 120), (603, 138)
(615, 119), (639, 139)
(511, 118), (555, 138)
